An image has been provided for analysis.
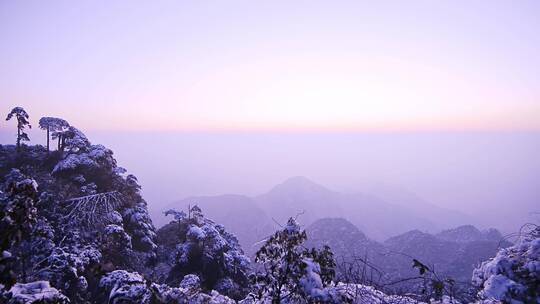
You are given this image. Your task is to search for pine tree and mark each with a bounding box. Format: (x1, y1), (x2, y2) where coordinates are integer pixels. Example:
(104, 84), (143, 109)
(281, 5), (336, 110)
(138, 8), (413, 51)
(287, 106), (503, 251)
(6, 107), (31, 150)
(38, 117), (69, 151)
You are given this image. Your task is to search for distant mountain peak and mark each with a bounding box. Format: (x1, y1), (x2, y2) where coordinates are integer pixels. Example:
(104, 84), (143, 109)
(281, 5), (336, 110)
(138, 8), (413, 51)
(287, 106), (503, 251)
(306, 217), (371, 247)
(385, 229), (436, 245)
(281, 176), (321, 186)
(269, 176), (333, 195)
(437, 225), (484, 242)
(309, 217), (367, 239)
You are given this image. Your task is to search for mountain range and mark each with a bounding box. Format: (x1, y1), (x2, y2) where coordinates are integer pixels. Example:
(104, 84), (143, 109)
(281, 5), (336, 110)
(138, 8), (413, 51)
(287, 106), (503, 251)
(305, 218), (511, 289)
(161, 176), (509, 288)
(163, 176), (476, 251)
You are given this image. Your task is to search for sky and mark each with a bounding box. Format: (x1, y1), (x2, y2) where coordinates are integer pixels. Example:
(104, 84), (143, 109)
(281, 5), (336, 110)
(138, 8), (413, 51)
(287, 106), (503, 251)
(1, 1), (540, 233)
(1, 0), (540, 132)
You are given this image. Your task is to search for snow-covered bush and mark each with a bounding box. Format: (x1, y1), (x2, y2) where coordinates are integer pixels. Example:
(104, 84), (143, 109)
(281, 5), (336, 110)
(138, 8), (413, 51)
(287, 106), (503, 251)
(5, 281), (69, 304)
(0, 170), (38, 249)
(61, 126), (90, 153)
(472, 225), (539, 303)
(0, 170), (39, 288)
(241, 282), (422, 304)
(101, 224), (133, 267)
(122, 203), (157, 252)
(36, 246), (101, 301)
(149, 274), (234, 303)
(252, 217), (336, 303)
(52, 144), (115, 180)
(99, 270), (152, 304)
(27, 218), (55, 265)
(158, 205), (251, 300)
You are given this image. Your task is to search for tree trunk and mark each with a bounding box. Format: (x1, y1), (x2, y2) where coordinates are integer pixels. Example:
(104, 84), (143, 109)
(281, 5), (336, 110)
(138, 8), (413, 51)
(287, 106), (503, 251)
(16, 126), (21, 150)
(21, 253), (27, 283)
(46, 127), (50, 151)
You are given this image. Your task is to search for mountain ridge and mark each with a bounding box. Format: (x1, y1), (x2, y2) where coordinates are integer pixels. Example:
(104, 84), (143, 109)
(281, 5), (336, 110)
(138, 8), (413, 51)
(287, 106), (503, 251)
(305, 217), (511, 288)
(166, 176), (476, 247)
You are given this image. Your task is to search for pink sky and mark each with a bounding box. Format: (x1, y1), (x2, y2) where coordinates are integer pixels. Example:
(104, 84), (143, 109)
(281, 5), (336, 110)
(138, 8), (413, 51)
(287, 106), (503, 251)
(1, 1), (539, 132)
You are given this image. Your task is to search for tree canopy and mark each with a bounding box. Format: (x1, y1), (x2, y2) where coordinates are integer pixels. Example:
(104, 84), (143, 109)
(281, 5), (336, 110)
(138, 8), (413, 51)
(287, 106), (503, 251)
(5, 107), (31, 149)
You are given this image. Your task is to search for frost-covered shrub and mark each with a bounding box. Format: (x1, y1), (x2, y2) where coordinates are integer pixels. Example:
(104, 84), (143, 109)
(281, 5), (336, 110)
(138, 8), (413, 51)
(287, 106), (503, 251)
(151, 274), (204, 303)
(122, 203), (157, 252)
(472, 225), (539, 303)
(61, 126), (90, 153)
(252, 217), (336, 303)
(5, 281), (69, 304)
(27, 219), (55, 264)
(101, 224), (133, 267)
(158, 206), (251, 300)
(0, 171), (38, 249)
(241, 282), (422, 304)
(0, 171), (39, 288)
(80, 182), (97, 195)
(37, 246), (101, 301)
(0, 124), (158, 302)
(152, 276), (236, 304)
(52, 144), (116, 183)
(99, 270), (152, 304)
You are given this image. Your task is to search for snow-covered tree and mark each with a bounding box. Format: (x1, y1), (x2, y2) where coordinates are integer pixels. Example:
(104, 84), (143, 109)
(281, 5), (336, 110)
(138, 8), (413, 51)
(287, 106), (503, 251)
(159, 205), (251, 300)
(38, 117), (69, 152)
(48, 119), (70, 151)
(99, 270), (152, 303)
(6, 107), (31, 150)
(60, 126), (89, 153)
(252, 217), (336, 303)
(0, 170), (38, 285)
(99, 270), (237, 304)
(152, 274), (236, 303)
(36, 246), (102, 302)
(101, 224), (133, 267)
(472, 224), (539, 303)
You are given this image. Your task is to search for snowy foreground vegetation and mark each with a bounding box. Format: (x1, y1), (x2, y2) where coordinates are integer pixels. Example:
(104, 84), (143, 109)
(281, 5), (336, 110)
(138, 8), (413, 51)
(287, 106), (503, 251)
(1, 107), (539, 303)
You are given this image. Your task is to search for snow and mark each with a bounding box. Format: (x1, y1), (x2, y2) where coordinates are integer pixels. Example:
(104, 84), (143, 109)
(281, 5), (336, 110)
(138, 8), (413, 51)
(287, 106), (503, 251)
(105, 224), (126, 234)
(106, 211), (124, 225)
(8, 281), (69, 303)
(481, 274), (520, 300)
(52, 144), (113, 175)
(240, 282), (422, 304)
(2, 250), (12, 259)
(100, 270), (152, 304)
(285, 217), (301, 234)
(4, 136), (538, 304)
(327, 283), (420, 304)
(17, 179), (39, 192)
(42, 246), (102, 280)
(52, 152), (96, 174)
(63, 126), (90, 152)
(472, 226), (539, 303)
(151, 281), (236, 304)
(179, 274), (201, 290)
(104, 224), (133, 250)
(299, 258), (325, 299)
(123, 204), (158, 251)
(187, 225), (207, 241)
(163, 208), (185, 220)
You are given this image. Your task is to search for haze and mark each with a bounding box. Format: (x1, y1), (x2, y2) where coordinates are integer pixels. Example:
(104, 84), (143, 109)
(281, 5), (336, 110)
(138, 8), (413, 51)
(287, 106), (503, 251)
(1, 1), (540, 235)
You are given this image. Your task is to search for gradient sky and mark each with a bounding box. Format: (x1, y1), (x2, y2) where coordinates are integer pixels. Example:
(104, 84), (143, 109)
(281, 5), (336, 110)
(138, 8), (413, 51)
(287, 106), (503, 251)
(1, 1), (539, 233)
(1, 0), (540, 131)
